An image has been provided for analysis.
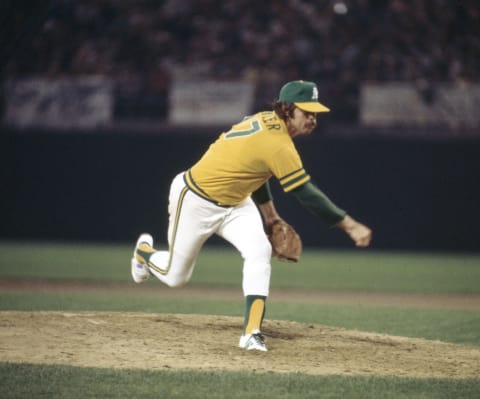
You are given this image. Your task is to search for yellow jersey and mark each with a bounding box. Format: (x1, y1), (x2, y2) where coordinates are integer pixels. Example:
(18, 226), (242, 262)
(186, 111), (310, 206)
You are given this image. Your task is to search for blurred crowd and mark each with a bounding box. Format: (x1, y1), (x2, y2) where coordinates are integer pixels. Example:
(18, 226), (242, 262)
(3, 0), (480, 122)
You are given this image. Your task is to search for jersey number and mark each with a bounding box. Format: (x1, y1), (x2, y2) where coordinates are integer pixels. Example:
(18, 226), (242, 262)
(224, 120), (261, 139)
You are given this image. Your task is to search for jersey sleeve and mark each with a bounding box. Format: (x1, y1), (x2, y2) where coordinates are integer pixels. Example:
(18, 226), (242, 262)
(268, 145), (311, 192)
(290, 181), (346, 226)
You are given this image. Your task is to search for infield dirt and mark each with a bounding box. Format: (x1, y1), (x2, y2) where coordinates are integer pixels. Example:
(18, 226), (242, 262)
(1, 310), (479, 378)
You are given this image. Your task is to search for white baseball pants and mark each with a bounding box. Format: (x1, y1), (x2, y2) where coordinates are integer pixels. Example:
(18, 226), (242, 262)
(147, 172), (272, 297)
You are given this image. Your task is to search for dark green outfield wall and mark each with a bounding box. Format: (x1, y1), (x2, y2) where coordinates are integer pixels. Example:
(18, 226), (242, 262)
(1, 127), (479, 251)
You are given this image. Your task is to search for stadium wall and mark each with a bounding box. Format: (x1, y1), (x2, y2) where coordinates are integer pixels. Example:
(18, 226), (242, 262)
(1, 127), (479, 252)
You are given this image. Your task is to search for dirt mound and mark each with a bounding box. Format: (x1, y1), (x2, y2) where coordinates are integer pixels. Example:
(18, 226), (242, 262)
(1, 311), (479, 378)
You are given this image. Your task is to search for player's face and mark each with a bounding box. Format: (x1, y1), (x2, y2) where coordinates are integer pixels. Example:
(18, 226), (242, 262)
(287, 107), (317, 137)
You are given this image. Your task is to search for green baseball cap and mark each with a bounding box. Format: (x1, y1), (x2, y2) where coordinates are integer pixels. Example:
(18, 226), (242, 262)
(278, 80), (330, 113)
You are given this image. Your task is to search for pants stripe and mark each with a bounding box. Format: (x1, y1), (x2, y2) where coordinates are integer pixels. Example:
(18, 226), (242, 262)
(148, 185), (189, 276)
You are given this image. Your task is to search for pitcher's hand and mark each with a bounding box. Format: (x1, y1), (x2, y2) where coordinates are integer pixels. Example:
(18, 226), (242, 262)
(337, 215), (372, 247)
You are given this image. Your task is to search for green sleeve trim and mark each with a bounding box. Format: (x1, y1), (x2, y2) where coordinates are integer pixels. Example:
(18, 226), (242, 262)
(251, 180), (273, 205)
(290, 182), (346, 226)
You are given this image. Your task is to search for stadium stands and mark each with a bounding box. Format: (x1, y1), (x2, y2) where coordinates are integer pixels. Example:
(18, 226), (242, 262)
(2, 0), (479, 123)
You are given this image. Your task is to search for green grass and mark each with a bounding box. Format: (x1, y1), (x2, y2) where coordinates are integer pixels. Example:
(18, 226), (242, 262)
(1, 241), (479, 398)
(274, 250), (480, 293)
(1, 242), (480, 293)
(0, 363), (479, 399)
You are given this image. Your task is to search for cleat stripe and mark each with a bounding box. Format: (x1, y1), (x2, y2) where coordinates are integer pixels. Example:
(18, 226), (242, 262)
(135, 254), (146, 264)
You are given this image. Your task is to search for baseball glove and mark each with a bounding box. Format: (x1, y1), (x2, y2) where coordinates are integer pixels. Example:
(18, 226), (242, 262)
(268, 219), (302, 262)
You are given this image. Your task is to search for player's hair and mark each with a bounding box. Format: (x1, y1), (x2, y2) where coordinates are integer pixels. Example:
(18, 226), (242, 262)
(272, 100), (296, 121)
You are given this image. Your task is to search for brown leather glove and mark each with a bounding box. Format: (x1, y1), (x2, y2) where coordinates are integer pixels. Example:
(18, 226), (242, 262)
(268, 220), (302, 262)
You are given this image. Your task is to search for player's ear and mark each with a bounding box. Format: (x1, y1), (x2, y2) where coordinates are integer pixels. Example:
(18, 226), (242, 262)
(281, 103), (290, 119)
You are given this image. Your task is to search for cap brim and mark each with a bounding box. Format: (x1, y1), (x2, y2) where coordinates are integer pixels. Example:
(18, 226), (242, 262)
(295, 102), (330, 113)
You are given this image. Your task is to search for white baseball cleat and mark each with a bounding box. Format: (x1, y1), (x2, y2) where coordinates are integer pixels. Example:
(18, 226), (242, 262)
(130, 233), (154, 283)
(238, 329), (267, 352)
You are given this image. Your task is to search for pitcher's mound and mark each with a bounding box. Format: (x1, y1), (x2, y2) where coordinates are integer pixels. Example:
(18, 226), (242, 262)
(1, 311), (479, 378)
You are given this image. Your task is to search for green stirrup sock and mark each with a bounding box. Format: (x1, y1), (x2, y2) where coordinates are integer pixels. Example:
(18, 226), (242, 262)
(244, 295), (267, 335)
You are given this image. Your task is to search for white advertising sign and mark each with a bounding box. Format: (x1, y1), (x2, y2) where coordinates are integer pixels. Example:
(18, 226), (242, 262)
(169, 79), (255, 126)
(4, 76), (113, 129)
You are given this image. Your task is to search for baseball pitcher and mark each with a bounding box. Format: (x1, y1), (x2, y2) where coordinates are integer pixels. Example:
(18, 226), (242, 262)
(131, 80), (372, 351)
